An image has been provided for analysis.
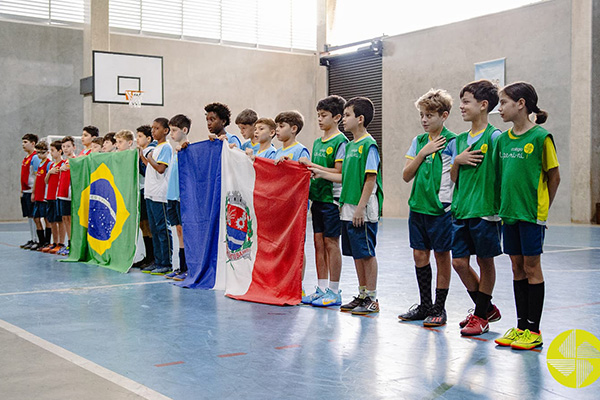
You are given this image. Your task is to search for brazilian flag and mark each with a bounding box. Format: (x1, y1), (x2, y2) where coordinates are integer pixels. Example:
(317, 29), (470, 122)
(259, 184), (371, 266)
(65, 150), (139, 273)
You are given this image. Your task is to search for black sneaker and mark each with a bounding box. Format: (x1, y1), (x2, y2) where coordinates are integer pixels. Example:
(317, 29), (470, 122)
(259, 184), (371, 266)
(351, 297), (380, 315)
(29, 242), (41, 251)
(423, 306), (447, 327)
(398, 304), (430, 321)
(340, 296), (364, 312)
(132, 258), (152, 269)
(20, 240), (34, 249)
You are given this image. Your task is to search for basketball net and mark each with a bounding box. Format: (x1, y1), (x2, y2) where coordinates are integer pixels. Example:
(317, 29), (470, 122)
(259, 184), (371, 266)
(125, 90), (144, 108)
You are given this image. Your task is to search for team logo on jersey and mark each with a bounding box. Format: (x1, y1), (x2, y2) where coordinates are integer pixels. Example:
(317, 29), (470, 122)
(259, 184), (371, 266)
(524, 143), (534, 154)
(358, 145), (363, 154)
(225, 191), (254, 263)
(78, 163), (130, 255)
(547, 329), (600, 388)
(480, 144), (488, 154)
(326, 146), (333, 155)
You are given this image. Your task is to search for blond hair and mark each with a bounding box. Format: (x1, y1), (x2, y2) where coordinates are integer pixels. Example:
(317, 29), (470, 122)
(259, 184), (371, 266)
(115, 129), (134, 142)
(415, 89), (453, 114)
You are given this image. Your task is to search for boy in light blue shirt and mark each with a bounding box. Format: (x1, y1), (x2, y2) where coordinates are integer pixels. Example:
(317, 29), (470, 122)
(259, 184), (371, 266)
(274, 110), (310, 161)
(236, 108), (260, 154)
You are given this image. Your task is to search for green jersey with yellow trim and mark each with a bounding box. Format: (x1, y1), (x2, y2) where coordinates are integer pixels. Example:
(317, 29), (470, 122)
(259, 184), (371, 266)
(309, 132), (349, 203)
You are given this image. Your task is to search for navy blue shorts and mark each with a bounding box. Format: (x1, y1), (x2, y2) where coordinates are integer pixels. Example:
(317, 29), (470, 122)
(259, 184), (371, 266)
(167, 200), (181, 226)
(33, 201), (48, 219)
(452, 218), (502, 259)
(341, 220), (377, 259)
(46, 200), (62, 223)
(502, 221), (546, 256)
(59, 199), (71, 216)
(409, 206), (452, 252)
(140, 189), (148, 221)
(311, 201), (341, 238)
(21, 192), (34, 218)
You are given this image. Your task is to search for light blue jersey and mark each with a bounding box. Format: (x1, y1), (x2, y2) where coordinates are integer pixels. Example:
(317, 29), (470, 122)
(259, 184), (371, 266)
(167, 151), (179, 201)
(256, 144), (277, 159)
(226, 132), (242, 148)
(274, 142), (310, 161)
(241, 140), (260, 154)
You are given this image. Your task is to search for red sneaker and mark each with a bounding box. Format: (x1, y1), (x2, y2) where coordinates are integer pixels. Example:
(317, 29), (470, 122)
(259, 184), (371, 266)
(459, 304), (502, 328)
(460, 314), (489, 336)
(41, 244), (55, 253)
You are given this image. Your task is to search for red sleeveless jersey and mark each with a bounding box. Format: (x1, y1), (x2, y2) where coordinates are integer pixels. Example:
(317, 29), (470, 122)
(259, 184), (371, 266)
(45, 159), (64, 201)
(57, 158), (72, 199)
(33, 159), (51, 202)
(21, 151), (36, 191)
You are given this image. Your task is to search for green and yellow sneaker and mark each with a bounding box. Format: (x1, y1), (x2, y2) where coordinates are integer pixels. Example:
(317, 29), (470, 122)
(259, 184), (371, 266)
(495, 327), (523, 347)
(511, 329), (543, 350)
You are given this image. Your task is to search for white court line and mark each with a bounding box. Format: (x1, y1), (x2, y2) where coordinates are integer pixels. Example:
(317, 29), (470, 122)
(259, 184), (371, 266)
(0, 318), (172, 400)
(0, 280), (171, 297)
(544, 247), (600, 254)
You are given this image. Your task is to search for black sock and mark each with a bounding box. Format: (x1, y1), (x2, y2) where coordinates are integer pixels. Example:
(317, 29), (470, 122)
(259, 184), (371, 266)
(416, 264), (432, 309)
(44, 228), (52, 245)
(474, 292), (492, 319)
(36, 229), (44, 244)
(467, 290), (478, 305)
(527, 282), (545, 333)
(179, 248), (187, 273)
(513, 279), (529, 330)
(143, 236), (154, 261)
(434, 288), (449, 311)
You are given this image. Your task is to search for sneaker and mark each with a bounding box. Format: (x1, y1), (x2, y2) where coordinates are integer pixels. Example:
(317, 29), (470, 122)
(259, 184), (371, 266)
(494, 327), (523, 347)
(20, 240), (34, 249)
(172, 272), (188, 281)
(398, 304), (430, 321)
(459, 305), (502, 328)
(312, 288), (342, 307)
(132, 258), (152, 269)
(165, 271), (179, 279)
(29, 242), (41, 251)
(460, 314), (489, 336)
(423, 306), (447, 327)
(301, 287), (325, 304)
(141, 263), (158, 273)
(351, 297), (380, 315)
(151, 266), (172, 275)
(340, 296), (364, 312)
(41, 244), (55, 253)
(57, 246), (69, 256)
(49, 245), (63, 254)
(510, 329), (543, 350)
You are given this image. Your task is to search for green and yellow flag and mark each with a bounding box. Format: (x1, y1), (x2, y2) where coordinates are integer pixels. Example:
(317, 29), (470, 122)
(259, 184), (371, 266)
(65, 150), (139, 273)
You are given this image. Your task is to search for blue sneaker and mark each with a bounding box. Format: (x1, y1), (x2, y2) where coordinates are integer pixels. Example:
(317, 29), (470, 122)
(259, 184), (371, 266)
(142, 263), (158, 273)
(151, 266), (172, 275)
(165, 271), (179, 279)
(301, 287), (325, 304)
(172, 272), (188, 281)
(312, 288), (342, 307)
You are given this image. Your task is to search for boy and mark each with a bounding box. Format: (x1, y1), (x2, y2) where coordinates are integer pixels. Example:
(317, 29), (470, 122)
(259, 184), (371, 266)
(205, 102), (242, 148)
(91, 137), (103, 153)
(399, 89), (456, 327)
(132, 125), (156, 269)
(250, 118), (277, 159)
(31, 141), (52, 251)
(20, 133), (40, 249)
(274, 111), (310, 161)
(80, 125), (99, 156)
(300, 95), (348, 307)
(236, 109), (260, 154)
(57, 136), (76, 256)
(42, 141), (66, 253)
(102, 132), (117, 152)
(115, 130), (134, 151)
(139, 117), (173, 275)
(448, 80), (503, 336)
(165, 114), (191, 281)
(310, 97), (383, 315)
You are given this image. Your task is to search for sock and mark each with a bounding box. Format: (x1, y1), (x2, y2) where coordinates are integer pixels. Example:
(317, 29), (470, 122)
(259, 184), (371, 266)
(329, 281), (340, 292)
(358, 285), (367, 298)
(467, 290), (478, 304)
(416, 264), (433, 308)
(474, 292), (492, 319)
(513, 279), (529, 330)
(44, 228), (52, 245)
(434, 288), (449, 310)
(36, 229), (44, 244)
(143, 236), (154, 261)
(29, 218), (36, 241)
(366, 290), (377, 301)
(318, 279), (328, 291)
(179, 248), (187, 273)
(527, 282), (545, 333)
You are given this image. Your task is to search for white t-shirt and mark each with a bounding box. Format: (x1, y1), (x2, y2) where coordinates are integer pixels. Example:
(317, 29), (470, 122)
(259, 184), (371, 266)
(144, 142), (172, 203)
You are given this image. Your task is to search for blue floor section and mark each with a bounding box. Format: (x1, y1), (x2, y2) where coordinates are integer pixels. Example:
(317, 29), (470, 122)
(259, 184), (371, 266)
(1, 220), (599, 399)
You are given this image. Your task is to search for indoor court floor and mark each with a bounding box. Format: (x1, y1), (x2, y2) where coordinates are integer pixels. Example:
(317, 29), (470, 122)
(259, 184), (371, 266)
(0, 219), (599, 399)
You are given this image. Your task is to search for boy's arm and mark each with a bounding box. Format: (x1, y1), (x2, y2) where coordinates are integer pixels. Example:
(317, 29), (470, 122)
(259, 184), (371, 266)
(145, 149), (168, 174)
(308, 167), (342, 183)
(402, 136), (446, 182)
(450, 145), (483, 182)
(352, 173), (376, 227)
(547, 167), (560, 209)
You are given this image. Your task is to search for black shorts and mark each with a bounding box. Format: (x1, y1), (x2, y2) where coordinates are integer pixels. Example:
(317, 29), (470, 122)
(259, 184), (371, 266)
(167, 200), (181, 226)
(311, 201), (341, 238)
(46, 199), (62, 223)
(59, 199), (71, 216)
(21, 192), (34, 218)
(408, 205), (453, 252)
(33, 201), (48, 219)
(140, 189), (148, 221)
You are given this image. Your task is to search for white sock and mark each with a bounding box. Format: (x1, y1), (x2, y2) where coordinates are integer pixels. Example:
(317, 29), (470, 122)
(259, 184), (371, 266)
(359, 286), (367, 298)
(29, 218), (36, 241)
(317, 279), (328, 291)
(366, 290), (377, 301)
(329, 281), (340, 292)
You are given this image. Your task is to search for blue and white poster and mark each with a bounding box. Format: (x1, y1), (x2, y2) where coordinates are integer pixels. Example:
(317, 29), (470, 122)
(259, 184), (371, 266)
(475, 58), (505, 113)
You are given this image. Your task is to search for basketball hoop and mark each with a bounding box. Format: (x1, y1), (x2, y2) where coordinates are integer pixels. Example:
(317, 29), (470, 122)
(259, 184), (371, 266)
(125, 90), (144, 108)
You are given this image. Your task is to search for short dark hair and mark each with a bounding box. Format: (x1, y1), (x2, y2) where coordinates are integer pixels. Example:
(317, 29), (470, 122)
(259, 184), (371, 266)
(235, 109), (258, 125)
(22, 133), (38, 143)
(501, 81), (548, 124)
(275, 111), (305, 134)
(35, 141), (48, 152)
(103, 132), (116, 144)
(255, 117), (276, 131)
(154, 117), (170, 131)
(169, 114), (192, 131)
(317, 95), (346, 118)
(136, 125), (152, 138)
(92, 137), (104, 146)
(345, 97), (375, 127)
(50, 140), (63, 152)
(460, 80), (499, 113)
(62, 136), (75, 145)
(83, 125), (99, 137)
(204, 102), (231, 127)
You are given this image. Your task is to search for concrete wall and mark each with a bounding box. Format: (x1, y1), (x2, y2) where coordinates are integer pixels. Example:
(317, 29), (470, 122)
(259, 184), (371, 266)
(381, 0), (572, 223)
(1, 20), (83, 221)
(592, 0), (600, 223)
